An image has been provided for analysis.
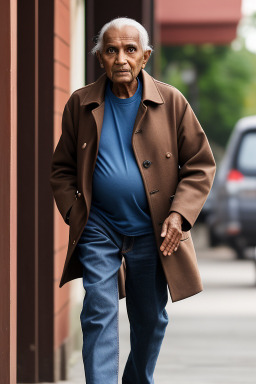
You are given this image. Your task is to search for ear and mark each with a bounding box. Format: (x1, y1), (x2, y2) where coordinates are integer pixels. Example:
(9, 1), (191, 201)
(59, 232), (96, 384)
(141, 50), (151, 69)
(96, 51), (104, 68)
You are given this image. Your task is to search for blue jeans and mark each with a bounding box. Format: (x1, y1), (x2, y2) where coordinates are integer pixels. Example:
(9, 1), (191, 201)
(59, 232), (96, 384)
(77, 208), (169, 384)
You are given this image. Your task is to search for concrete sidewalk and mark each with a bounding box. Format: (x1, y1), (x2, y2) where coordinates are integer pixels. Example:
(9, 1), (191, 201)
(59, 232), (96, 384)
(51, 225), (256, 384)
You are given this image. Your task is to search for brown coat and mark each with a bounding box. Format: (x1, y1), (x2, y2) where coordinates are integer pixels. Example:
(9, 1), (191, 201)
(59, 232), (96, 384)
(50, 69), (216, 302)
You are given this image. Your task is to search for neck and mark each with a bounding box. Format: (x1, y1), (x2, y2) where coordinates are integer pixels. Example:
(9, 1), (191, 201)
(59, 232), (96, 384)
(111, 78), (138, 99)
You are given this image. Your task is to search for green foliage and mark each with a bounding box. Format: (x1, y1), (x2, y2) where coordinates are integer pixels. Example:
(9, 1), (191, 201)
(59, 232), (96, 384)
(160, 44), (256, 147)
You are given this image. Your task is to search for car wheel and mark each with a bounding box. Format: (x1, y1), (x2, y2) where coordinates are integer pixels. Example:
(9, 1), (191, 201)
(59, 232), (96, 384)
(230, 239), (246, 260)
(208, 227), (219, 247)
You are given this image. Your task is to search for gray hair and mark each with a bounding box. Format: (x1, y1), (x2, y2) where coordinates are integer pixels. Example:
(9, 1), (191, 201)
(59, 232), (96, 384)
(91, 17), (153, 54)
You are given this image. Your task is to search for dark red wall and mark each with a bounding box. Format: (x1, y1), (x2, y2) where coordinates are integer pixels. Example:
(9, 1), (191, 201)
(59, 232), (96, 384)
(155, 0), (242, 44)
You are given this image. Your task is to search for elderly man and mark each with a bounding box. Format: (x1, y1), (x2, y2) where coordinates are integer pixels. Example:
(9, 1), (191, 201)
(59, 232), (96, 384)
(50, 17), (215, 384)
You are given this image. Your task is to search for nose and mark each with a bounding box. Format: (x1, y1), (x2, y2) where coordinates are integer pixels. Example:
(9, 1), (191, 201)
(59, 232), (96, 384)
(115, 50), (127, 65)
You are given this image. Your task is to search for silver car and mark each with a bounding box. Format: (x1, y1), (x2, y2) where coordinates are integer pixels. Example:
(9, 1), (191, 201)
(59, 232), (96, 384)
(207, 116), (256, 258)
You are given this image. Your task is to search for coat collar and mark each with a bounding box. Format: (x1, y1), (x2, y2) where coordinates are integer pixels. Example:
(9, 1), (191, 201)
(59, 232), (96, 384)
(80, 69), (164, 107)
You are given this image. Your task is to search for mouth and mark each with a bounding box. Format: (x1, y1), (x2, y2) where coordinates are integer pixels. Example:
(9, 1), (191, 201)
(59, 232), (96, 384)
(114, 70), (130, 74)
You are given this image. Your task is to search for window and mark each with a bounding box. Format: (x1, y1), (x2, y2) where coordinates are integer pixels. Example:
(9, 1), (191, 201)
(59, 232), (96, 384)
(236, 130), (256, 175)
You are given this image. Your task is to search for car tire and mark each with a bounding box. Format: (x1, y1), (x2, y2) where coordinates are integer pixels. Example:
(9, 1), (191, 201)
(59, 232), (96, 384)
(208, 227), (220, 247)
(230, 239), (246, 260)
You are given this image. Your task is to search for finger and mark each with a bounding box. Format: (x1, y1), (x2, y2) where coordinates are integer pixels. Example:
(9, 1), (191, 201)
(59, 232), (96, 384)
(162, 235), (176, 255)
(168, 233), (182, 255)
(170, 233), (181, 249)
(160, 216), (182, 254)
(161, 226), (182, 253)
(160, 230), (170, 249)
(165, 233), (180, 255)
(167, 241), (176, 255)
(168, 243), (178, 255)
(162, 241), (172, 254)
(160, 221), (168, 237)
(160, 229), (174, 251)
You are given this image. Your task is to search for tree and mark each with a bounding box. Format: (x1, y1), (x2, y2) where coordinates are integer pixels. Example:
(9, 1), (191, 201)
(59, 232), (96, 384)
(160, 44), (256, 147)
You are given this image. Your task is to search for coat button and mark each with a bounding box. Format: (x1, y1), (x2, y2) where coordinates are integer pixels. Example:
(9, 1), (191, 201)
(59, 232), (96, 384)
(75, 190), (82, 199)
(166, 152), (171, 158)
(143, 160), (152, 168)
(82, 142), (87, 149)
(72, 240), (76, 245)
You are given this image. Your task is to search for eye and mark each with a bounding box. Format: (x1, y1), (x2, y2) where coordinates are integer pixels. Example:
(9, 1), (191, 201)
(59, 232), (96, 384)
(106, 47), (116, 54)
(127, 47), (136, 53)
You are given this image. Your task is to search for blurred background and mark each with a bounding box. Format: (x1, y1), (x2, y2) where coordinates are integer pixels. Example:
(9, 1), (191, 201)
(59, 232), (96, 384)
(1, 0), (256, 383)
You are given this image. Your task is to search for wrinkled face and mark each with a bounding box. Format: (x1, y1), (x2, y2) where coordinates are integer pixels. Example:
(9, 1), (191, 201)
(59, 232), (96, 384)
(97, 26), (151, 85)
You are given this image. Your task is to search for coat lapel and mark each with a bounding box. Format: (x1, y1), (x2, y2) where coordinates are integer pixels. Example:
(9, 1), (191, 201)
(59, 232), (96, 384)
(92, 102), (105, 149)
(132, 102), (147, 135)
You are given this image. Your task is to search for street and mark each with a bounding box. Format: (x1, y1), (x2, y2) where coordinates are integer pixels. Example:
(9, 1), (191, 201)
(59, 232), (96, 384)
(62, 224), (256, 384)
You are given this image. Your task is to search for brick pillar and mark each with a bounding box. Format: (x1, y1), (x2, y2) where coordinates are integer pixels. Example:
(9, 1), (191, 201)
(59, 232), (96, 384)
(17, 0), (71, 381)
(53, 0), (71, 379)
(0, 1), (17, 383)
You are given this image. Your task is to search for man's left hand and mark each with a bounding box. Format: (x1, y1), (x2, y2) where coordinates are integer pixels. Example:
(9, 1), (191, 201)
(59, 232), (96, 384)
(160, 212), (183, 256)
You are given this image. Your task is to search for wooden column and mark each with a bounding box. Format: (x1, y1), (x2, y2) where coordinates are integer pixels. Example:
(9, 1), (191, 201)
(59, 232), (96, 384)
(38, 0), (54, 380)
(17, 0), (69, 381)
(0, 1), (17, 384)
(17, 0), (39, 381)
(17, 0), (55, 381)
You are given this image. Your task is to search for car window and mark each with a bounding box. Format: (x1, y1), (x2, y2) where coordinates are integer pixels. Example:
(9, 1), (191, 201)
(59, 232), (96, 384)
(236, 130), (256, 175)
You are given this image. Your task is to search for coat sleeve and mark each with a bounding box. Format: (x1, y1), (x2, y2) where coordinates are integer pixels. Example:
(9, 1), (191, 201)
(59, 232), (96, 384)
(169, 102), (216, 231)
(50, 101), (77, 224)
